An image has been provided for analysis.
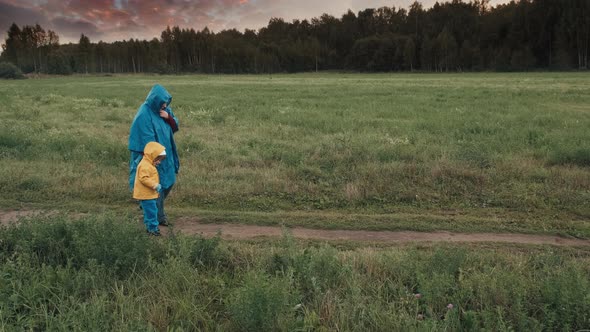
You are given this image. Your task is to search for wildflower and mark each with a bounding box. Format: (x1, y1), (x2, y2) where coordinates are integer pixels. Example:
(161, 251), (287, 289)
(447, 303), (454, 310)
(417, 314), (424, 320)
(414, 293), (422, 299)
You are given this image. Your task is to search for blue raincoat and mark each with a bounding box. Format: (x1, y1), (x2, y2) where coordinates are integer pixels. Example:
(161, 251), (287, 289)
(128, 84), (179, 190)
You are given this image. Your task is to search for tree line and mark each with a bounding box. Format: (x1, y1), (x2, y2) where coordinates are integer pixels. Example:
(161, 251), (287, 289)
(1, 0), (589, 74)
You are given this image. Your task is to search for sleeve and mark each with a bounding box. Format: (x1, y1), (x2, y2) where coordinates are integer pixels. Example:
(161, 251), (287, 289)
(166, 107), (179, 133)
(137, 164), (158, 189)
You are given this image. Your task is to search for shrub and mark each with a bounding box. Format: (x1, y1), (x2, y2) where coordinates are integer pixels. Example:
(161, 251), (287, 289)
(0, 62), (25, 79)
(188, 234), (225, 268)
(292, 246), (350, 302)
(540, 265), (590, 330)
(0, 214), (166, 278)
(229, 272), (299, 331)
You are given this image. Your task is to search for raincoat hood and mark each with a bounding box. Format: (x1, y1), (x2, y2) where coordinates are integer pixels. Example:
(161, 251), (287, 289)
(143, 142), (165, 163)
(145, 84), (172, 113)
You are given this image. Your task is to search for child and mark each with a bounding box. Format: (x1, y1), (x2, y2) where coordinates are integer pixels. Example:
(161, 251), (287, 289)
(133, 141), (166, 236)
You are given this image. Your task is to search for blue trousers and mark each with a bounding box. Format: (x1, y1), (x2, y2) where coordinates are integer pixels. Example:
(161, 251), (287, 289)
(156, 184), (173, 223)
(140, 199), (159, 232)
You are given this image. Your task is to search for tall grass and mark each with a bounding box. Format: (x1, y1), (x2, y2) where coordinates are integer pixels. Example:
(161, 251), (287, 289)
(0, 73), (589, 233)
(1, 215), (589, 330)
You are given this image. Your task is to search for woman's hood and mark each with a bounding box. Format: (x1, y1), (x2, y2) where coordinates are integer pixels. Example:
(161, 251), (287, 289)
(144, 84), (172, 113)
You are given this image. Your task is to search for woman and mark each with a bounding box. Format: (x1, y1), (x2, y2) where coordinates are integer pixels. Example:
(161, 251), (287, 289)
(128, 84), (179, 226)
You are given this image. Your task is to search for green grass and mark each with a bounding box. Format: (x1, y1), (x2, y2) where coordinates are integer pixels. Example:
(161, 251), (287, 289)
(1, 215), (589, 331)
(0, 73), (589, 236)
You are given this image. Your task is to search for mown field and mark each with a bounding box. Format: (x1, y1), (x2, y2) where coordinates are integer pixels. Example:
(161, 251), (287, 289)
(0, 73), (589, 236)
(1, 73), (589, 330)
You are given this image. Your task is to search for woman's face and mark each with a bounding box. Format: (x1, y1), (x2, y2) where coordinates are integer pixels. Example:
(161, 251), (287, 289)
(161, 103), (167, 110)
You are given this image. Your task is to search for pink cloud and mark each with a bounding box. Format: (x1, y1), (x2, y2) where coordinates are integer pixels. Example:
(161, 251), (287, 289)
(0, 0), (512, 43)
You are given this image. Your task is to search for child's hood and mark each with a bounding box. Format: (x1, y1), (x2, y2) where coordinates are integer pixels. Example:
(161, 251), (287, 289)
(144, 84), (172, 113)
(143, 142), (166, 163)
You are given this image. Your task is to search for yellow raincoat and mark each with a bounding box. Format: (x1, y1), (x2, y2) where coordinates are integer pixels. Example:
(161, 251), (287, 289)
(133, 142), (165, 200)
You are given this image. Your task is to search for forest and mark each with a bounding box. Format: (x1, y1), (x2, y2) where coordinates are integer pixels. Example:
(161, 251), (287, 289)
(1, 0), (589, 74)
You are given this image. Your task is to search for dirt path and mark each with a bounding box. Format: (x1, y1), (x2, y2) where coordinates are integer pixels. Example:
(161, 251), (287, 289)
(171, 217), (590, 247)
(2, 210), (589, 247)
(0, 210), (49, 224)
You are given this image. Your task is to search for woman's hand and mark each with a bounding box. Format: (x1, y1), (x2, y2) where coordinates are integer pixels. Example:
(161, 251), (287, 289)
(159, 110), (169, 119)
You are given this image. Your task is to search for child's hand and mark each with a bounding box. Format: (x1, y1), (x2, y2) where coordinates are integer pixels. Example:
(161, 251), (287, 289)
(159, 110), (169, 119)
(154, 184), (162, 192)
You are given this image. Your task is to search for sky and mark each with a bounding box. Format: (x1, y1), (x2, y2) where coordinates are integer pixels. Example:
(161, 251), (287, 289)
(0, 0), (510, 44)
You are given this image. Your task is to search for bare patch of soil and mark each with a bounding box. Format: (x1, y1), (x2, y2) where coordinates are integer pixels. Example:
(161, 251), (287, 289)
(0, 209), (49, 226)
(170, 217), (590, 247)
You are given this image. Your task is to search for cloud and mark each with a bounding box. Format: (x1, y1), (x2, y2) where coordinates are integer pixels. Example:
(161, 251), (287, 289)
(51, 17), (103, 41)
(0, 1), (49, 33)
(0, 0), (511, 43)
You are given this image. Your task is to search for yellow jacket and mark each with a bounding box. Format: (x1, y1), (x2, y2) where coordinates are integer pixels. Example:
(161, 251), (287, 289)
(133, 142), (165, 200)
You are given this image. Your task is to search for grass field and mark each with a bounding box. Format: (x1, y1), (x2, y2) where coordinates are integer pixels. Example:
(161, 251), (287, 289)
(1, 215), (589, 331)
(0, 72), (589, 236)
(1, 73), (590, 330)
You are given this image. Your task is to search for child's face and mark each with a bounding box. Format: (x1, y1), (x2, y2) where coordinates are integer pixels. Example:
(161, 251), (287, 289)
(153, 156), (165, 166)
